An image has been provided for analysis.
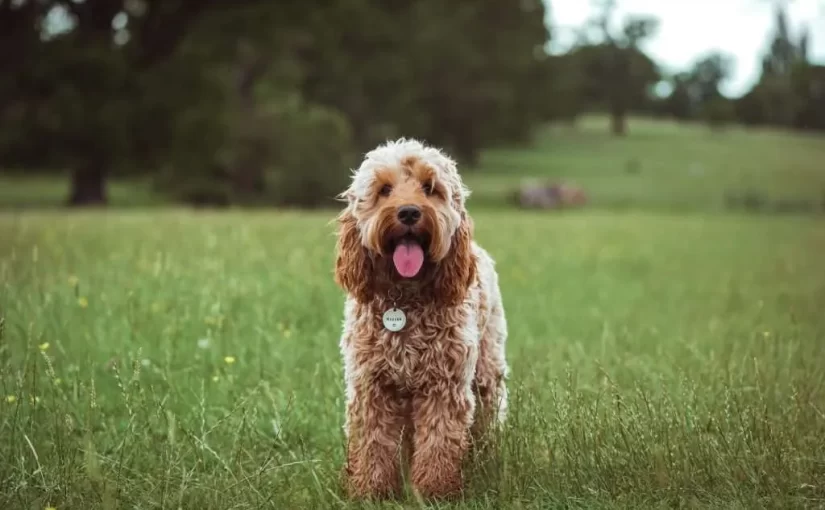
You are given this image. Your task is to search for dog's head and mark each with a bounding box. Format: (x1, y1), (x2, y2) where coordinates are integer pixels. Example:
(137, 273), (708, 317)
(334, 138), (476, 306)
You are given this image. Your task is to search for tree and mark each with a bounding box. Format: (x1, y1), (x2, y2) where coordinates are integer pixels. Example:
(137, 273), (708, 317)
(537, 53), (586, 124)
(2, 0), (554, 207)
(0, 0), (266, 206)
(663, 52), (733, 122)
(569, 40), (660, 135)
(577, 0), (660, 135)
(790, 63), (825, 131)
(737, 4), (810, 128)
(664, 72), (696, 120)
(296, 0), (550, 164)
(690, 52), (734, 103)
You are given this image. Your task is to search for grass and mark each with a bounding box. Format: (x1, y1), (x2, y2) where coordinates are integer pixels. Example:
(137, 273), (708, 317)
(1, 117), (825, 508)
(0, 175), (165, 210)
(466, 116), (825, 211)
(1, 208), (824, 509)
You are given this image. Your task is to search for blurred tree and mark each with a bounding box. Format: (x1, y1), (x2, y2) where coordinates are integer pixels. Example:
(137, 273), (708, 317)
(690, 52), (734, 104)
(663, 52), (733, 122)
(569, 42), (659, 135)
(179, 3), (316, 199)
(2, 0), (552, 207)
(790, 63), (825, 131)
(664, 72), (697, 120)
(737, 4), (810, 128)
(701, 97), (737, 130)
(297, 0), (550, 165)
(576, 0), (660, 135)
(537, 53), (586, 124)
(265, 99), (355, 207)
(0, 0), (265, 205)
(762, 5), (797, 78)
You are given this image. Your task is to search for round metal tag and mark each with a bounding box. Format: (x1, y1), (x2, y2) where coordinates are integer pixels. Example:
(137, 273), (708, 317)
(382, 308), (406, 332)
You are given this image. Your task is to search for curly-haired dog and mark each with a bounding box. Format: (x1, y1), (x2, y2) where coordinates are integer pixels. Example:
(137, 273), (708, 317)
(334, 138), (509, 500)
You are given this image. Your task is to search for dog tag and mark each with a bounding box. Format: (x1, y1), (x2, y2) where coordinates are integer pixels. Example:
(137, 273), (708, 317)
(382, 308), (406, 332)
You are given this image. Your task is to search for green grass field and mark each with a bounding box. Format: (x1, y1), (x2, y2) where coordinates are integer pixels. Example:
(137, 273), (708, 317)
(2, 118), (825, 508)
(467, 116), (825, 211)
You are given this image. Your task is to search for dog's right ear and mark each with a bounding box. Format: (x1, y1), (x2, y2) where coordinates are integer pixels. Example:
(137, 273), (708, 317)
(334, 209), (375, 303)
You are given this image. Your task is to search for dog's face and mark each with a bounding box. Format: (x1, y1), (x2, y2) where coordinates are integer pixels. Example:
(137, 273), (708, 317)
(334, 139), (476, 305)
(353, 154), (461, 272)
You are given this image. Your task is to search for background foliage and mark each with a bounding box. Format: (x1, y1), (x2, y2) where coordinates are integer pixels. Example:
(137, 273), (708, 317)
(2, 0), (823, 207)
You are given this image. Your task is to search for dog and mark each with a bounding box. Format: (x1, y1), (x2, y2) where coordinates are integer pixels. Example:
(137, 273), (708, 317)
(333, 138), (509, 500)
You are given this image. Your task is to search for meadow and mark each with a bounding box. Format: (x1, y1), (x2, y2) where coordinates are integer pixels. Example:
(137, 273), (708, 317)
(1, 118), (825, 509)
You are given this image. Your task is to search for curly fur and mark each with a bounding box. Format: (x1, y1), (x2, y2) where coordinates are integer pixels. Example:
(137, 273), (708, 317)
(334, 138), (509, 500)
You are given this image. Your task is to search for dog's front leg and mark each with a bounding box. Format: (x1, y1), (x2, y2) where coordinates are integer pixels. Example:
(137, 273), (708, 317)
(410, 372), (475, 499)
(344, 380), (405, 500)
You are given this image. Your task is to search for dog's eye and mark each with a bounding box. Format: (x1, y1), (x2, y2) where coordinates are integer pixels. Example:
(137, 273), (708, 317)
(422, 181), (433, 195)
(379, 184), (392, 197)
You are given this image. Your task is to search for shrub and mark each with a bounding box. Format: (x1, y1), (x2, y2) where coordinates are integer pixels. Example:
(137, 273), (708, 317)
(264, 100), (356, 208)
(702, 97), (737, 129)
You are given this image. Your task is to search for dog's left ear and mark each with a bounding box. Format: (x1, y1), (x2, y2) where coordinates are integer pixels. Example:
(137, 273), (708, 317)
(434, 212), (476, 307)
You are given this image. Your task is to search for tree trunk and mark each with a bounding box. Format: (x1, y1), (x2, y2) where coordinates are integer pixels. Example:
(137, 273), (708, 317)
(231, 41), (268, 196)
(610, 106), (627, 136)
(68, 163), (108, 206)
(233, 154), (267, 194)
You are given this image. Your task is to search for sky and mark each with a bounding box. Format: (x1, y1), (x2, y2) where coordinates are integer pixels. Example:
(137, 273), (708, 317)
(547, 0), (825, 97)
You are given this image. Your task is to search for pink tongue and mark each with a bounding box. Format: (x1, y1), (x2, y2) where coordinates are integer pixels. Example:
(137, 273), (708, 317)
(392, 240), (424, 278)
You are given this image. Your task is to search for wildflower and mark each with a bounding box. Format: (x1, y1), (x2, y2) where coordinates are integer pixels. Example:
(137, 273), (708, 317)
(224, 356), (236, 365)
(6, 395), (16, 404)
(197, 338), (210, 349)
(763, 331), (771, 337)
(78, 297), (88, 308)
(68, 275), (79, 287)
(212, 375), (220, 382)
(39, 342), (50, 351)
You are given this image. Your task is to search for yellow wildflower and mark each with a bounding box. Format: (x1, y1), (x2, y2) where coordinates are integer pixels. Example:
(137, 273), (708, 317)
(224, 356), (236, 365)
(6, 395), (16, 404)
(68, 275), (79, 287)
(78, 297), (88, 308)
(39, 342), (50, 351)
(212, 375), (220, 382)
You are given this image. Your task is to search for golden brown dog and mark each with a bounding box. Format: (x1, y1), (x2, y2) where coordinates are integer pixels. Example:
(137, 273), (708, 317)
(334, 138), (509, 500)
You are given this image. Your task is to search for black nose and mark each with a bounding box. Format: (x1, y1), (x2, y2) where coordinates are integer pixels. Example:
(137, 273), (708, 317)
(397, 205), (422, 225)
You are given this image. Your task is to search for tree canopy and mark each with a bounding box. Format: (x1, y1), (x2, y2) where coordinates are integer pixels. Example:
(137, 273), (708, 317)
(1, 0), (822, 207)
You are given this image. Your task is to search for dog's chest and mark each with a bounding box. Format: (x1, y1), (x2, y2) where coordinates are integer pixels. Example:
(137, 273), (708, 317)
(373, 314), (447, 391)
(352, 299), (479, 391)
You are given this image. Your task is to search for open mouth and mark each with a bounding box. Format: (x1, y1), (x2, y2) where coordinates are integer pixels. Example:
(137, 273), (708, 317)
(387, 232), (429, 278)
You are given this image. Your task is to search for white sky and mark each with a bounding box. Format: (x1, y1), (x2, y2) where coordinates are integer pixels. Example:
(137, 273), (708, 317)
(547, 0), (825, 97)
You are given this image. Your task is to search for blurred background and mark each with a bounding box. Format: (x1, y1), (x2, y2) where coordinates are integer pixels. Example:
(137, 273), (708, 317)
(1, 0), (823, 213)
